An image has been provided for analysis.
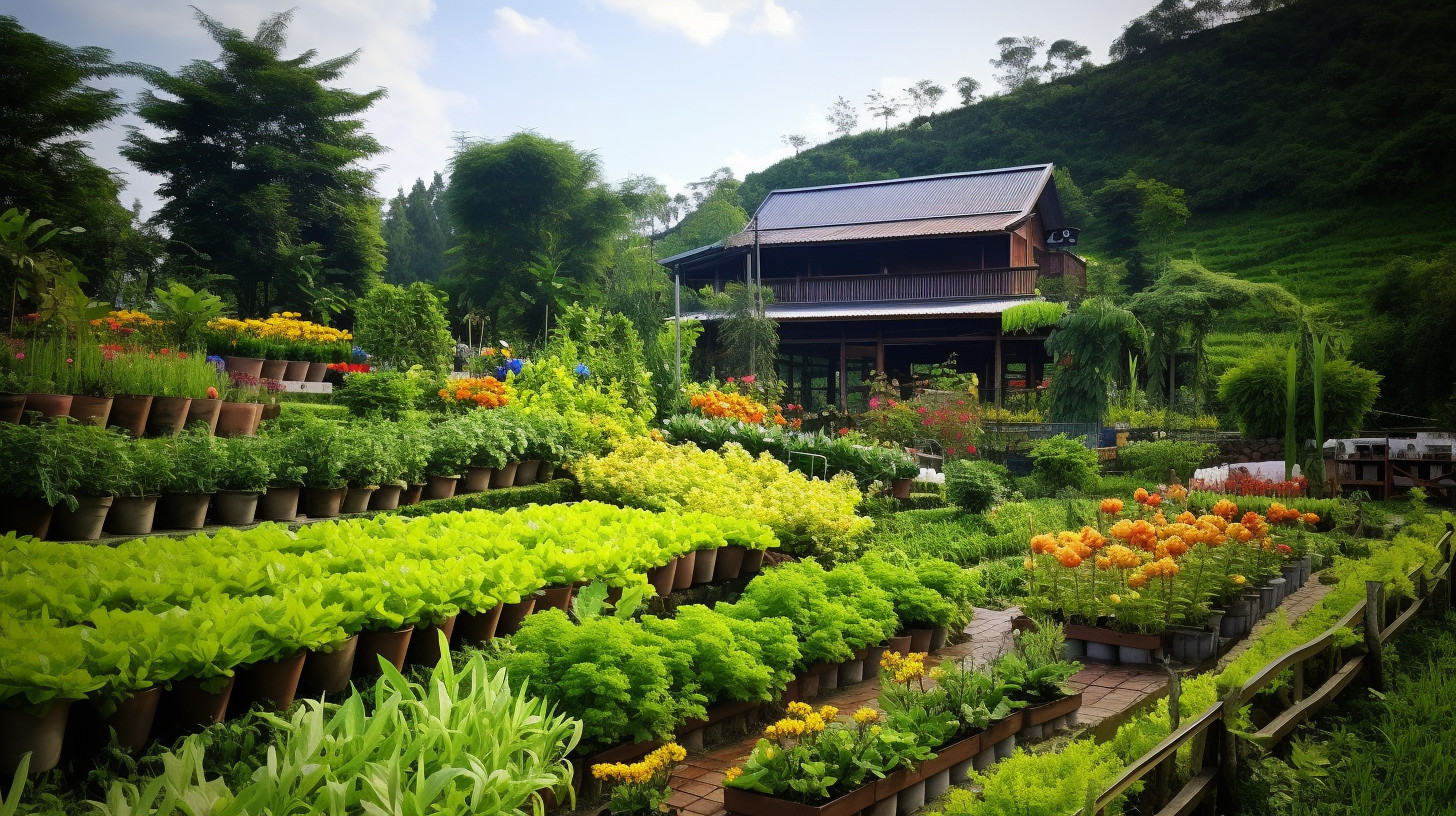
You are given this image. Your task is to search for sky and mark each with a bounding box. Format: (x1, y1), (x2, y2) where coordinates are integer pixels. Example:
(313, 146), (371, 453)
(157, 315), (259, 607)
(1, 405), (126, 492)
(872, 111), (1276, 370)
(17, 0), (1156, 216)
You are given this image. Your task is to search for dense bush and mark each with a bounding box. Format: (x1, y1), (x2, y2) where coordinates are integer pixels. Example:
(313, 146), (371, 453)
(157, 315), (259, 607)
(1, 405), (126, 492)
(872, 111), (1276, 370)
(1028, 434), (1099, 493)
(1116, 439), (1219, 482)
(944, 458), (1012, 513)
(661, 414), (918, 485)
(333, 371), (425, 420)
(1218, 345), (1381, 439)
(352, 282), (454, 372)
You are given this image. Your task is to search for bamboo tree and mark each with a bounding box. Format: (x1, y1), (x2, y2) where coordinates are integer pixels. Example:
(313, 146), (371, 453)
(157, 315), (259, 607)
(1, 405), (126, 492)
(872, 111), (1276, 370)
(1285, 343), (1298, 481)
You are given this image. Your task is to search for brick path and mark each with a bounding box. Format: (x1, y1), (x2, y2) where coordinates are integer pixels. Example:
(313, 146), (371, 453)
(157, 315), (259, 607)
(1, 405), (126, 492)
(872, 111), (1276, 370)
(618, 574), (1336, 816)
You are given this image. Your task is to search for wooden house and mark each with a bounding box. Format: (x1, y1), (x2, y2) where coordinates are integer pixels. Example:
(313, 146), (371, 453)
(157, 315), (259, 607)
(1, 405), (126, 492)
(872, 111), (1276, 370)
(659, 163), (1084, 412)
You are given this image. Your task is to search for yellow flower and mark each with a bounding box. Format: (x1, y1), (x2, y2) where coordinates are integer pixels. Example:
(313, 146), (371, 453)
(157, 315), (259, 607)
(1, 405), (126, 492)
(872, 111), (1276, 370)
(724, 767), (743, 783)
(853, 707), (880, 724)
(818, 705), (838, 720)
(1109, 594), (1121, 604)
(786, 701), (812, 717)
(1232, 574), (1247, 585)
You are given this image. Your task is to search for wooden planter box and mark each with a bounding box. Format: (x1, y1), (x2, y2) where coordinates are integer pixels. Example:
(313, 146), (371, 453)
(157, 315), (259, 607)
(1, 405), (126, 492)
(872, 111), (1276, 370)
(723, 780), (877, 816)
(979, 709), (1025, 746)
(1062, 624), (1163, 652)
(676, 697), (760, 739)
(1022, 692), (1083, 727)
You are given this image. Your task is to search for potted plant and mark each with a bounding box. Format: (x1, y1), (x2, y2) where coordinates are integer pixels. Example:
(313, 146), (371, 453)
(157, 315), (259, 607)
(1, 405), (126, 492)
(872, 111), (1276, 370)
(257, 432), (307, 522)
(44, 418), (125, 540)
(14, 337), (79, 419)
(338, 421), (402, 513)
(376, 419), (430, 510)
(104, 437), (172, 536)
(516, 406), (567, 485)
(0, 422), (59, 537)
(0, 614), (106, 775)
(217, 371), (265, 437)
(422, 418), (471, 500)
(592, 742), (687, 816)
(214, 435), (275, 525)
(292, 415), (348, 517)
(157, 425), (221, 529)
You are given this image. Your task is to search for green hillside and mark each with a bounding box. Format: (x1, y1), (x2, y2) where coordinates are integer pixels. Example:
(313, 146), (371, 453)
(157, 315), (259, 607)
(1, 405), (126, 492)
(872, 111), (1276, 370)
(739, 0), (1456, 315)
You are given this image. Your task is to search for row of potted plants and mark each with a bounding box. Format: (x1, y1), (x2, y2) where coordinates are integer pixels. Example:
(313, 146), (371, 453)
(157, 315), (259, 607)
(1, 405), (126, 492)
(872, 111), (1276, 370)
(0, 402), (578, 540)
(0, 501), (776, 773)
(1021, 487), (1322, 664)
(206, 312), (354, 374)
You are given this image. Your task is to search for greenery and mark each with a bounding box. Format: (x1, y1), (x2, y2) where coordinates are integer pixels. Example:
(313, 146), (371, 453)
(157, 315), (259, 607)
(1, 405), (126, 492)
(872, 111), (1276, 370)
(1044, 298), (1144, 424)
(216, 435), (274, 493)
(332, 371), (425, 420)
(661, 414), (919, 486)
(944, 458), (1012, 514)
(1028, 434), (1099, 493)
(352, 283), (454, 372)
(162, 425), (222, 494)
(1116, 439), (1219, 482)
(1218, 345), (1380, 439)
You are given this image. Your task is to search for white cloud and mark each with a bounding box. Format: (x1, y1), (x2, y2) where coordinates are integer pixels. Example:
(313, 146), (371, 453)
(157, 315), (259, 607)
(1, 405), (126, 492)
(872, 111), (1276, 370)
(603, 0), (795, 45)
(491, 7), (594, 62)
(723, 143), (794, 181)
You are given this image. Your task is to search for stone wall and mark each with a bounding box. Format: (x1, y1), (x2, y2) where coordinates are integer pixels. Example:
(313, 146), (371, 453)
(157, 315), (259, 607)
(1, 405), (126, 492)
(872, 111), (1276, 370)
(1216, 438), (1285, 464)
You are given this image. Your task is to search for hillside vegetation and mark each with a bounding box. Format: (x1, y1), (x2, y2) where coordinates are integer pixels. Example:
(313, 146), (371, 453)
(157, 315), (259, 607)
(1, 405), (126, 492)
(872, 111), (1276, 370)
(736, 0), (1456, 422)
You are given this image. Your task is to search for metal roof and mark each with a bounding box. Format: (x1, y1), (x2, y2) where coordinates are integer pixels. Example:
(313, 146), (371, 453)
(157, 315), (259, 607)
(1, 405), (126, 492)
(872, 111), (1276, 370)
(721, 213), (1016, 247)
(678, 296), (1038, 322)
(752, 164), (1054, 230)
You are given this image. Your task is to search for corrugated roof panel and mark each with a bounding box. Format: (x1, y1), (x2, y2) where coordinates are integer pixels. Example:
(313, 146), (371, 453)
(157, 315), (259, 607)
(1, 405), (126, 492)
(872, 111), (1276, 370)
(721, 213), (1016, 247)
(754, 165), (1051, 230)
(678, 296), (1038, 322)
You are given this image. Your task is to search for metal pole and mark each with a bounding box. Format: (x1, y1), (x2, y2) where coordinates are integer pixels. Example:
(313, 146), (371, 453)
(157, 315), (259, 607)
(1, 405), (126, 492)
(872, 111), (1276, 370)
(674, 269), (682, 399)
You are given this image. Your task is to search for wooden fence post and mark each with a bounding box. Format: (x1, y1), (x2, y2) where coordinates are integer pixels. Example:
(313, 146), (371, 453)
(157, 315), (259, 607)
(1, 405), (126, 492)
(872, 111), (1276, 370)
(1364, 580), (1385, 692)
(1217, 689), (1240, 803)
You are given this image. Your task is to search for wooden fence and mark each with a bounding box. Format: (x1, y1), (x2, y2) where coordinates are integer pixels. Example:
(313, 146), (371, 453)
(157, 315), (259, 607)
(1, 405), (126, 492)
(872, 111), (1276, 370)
(1081, 522), (1455, 816)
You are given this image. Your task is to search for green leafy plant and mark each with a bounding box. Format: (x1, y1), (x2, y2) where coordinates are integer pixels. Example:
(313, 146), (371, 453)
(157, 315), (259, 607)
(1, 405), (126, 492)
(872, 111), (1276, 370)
(216, 435), (274, 493)
(332, 371), (423, 421)
(944, 458), (1012, 513)
(152, 283), (224, 351)
(352, 282), (454, 372)
(162, 425), (222, 494)
(1029, 434), (1099, 493)
(1116, 440), (1219, 482)
(114, 437), (172, 497)
(1001, 300), (1067, 334)
(337, 421), (404, 487)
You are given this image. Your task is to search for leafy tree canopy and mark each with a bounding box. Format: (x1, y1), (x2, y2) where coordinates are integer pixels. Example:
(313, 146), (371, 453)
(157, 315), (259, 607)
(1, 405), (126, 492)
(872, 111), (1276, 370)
(1218, 345), (1379, 440)
(122, 9), (386, 317)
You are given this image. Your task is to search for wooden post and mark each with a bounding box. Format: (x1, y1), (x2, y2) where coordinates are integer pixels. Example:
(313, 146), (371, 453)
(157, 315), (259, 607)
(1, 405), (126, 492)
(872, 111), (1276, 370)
(1167, 668), (1182, 731)
(1217, 689), (1240, 803)
(1292, 660), (1305, 702)
(875, 330), (885, 377)
(1364, 581), (1384, 692)
(838, 334), (848, 413)
(994, 333), (1003, 409)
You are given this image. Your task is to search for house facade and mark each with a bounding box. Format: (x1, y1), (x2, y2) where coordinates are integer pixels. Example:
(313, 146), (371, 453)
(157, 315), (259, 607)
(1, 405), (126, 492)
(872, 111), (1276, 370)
(659, 164), (1084, 412)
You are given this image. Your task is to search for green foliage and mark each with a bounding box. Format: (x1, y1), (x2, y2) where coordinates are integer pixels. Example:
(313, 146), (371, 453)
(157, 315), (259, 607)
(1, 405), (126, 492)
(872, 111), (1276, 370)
(380, 174), (450, 285)
(661, 414), (919, 485)
(352, 283), (454, 372)
(278, 414), (346, 489)
(336, 421), (403, 487)
(946, 738), (1126, 816)
(1218, 345), (1380, 439)
(639, 605), (798, 705)
(719, 560), (895, 668)
(391, 478), (576, 517)
(1116, 440), (1218, 482)
(151, 283), (223, 351)
(945, 459), (1012, 514)
(216, 436), (273, 493)
(1356, 247), (1456, 425)
(161, 425), (222, 494)
(543, 304), (655, 420)
(332, 371), (424, 421)
(1001, 301), (1067, 333)
(1045, 298), (1144, 424)
(122, 9), (385, 316)
(114, 438), (172, 497)
(1028, 434), (1099, 493)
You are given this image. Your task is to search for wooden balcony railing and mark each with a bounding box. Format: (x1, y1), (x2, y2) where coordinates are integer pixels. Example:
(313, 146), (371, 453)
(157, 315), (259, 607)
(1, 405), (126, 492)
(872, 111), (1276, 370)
(766, 267), (1038, 304)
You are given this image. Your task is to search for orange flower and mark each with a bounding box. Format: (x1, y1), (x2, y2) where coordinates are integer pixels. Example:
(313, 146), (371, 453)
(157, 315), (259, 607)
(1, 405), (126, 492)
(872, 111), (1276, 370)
(1166, 484), (1187, 502)
(1100, 498), (1124, 515)
(1030, 533), (1057, 555)
(1134, 487), (1150, 504)
(1211, 499), (1240, 520)
(1302, 512), (1319, 525)
(1055, 548), (1083, 568)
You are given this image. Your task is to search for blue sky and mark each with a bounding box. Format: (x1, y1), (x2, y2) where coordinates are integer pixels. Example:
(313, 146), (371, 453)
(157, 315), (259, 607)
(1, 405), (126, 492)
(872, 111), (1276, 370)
(18, 0), (1156, 214)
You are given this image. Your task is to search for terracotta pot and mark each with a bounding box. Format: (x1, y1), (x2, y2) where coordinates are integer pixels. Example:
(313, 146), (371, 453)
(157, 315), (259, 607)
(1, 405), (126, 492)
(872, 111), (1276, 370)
(299, 635), (358, 696)
(647, 560), (678, 598)
(422, 475), (458, 500)
(68, 394), (113, 426)
(0, 497), (52, 539)
(260, 359), (288, 381)
(405, 615), (458, 668)
(230, 652), (306, 715)
(212, 490), (260, 525)
(105, 686), (161, 753)
(454, 605), (504, 646)
(0, 392), (26, 423)
(155, 675), (235, 739)
(158, 492), (212, 529)
(0, 699), (73, 775)
(369, 483), (403, 511)
(742, 548), (766, 575)
(538, 585), (575, 612)
(108, 394), (153, 437)
(891, 477), (913, 499)
(184, 398), (223, 435)
(672, 551), (697, 591)
(353, 626), (414, 678)
(692, 548), (718, 584)
(260, 403), (281, 421)
(215, 401), (262, 437)
(461, 467), (494, 493)
(930, 625), (950, 652)
(104, 494), (159, 536)
(798, 671), (821, 699)
(305, 362), (328, 383)
(145, 396), (192, 438)
(494, 597), (537, 637)
(538, 462), (556, 481)
(225, 356), (265, 378)
(301, 486), (347, 518)
(515, 459), (542, 485)
(713, 545), (746, 581)
(887, 635), (912, 655)
(400, 483), (424, 506)
(49, 495), (113, 540)
(283, 360), (310, 382)
(257, 485), (301, 522)
(489, 462), (519, 489)
(23, 393), (73, 420)
(342, 486), (376, 514)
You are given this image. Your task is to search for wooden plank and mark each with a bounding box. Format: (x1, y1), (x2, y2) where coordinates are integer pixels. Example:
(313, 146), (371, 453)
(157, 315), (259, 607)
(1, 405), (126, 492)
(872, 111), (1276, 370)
(1254, 655), (1365, 745)
(1382, 594), (1424, 642)
(1093, 702), (1223, 810)
(1237, 630), (1336, 704)
(1155, 766), (1217, 816)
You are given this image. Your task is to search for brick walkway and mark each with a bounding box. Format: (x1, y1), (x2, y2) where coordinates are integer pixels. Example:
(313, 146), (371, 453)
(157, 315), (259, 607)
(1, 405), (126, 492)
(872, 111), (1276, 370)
(623, 575), (1336, 816)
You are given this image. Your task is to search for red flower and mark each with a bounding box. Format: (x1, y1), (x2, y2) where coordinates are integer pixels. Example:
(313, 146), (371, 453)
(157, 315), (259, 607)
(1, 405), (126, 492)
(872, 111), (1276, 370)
(838, 427), (850, 436)
(741, 374), (756, 384)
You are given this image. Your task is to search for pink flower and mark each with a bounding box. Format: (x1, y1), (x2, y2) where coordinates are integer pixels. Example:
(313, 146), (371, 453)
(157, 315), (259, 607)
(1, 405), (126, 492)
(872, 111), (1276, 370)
(726, 377), (735, 384)
(14, 352), (23, 360)
(917, 406), (927, 415)
(868, 396), (880, 409)
(741, 374), (756, 384)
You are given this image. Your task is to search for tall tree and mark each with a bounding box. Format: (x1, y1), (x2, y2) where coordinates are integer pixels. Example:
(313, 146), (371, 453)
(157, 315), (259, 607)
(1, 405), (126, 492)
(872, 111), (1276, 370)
(865, 90), (905, 131)
(826, 96), (859, 137)
(904, 79), (945, 119)
(781, 133), (809, 155)
(1091, 171), (1190, 285)
(123, 10), (386, 316)
(0, 16), (135, 280)
(954, 76), (981, 106)
(991, 36), (1046, 91)
(1045, 39), (1093, 77)
(445, 132), (627, 338)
